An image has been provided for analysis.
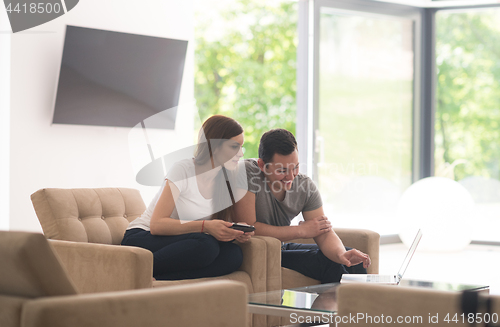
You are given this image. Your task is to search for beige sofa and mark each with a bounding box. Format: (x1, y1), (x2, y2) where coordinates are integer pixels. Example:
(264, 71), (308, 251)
(31, 188), (275, 292)
(32, 187), (280, 327)
(338, 283), (499, 327)
(0, 231), (247, 327)
(31, 187), (380, 327)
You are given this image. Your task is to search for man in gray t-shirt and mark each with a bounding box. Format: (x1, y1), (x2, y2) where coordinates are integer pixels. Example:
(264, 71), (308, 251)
(246, 159), (322, 227)
(235, 129), (371, 283)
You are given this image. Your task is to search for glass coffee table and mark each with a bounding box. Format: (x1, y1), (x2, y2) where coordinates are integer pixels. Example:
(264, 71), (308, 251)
(248, 279), (489, 322)
(249, 283), (339, 319)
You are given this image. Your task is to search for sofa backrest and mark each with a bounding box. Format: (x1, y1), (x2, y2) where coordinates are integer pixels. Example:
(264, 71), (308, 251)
(31, 188), (146, 244)
(0, 231), (78, 298)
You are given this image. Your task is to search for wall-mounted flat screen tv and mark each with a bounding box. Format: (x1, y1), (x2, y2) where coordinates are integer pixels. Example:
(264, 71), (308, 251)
(52, 25), (188, 129)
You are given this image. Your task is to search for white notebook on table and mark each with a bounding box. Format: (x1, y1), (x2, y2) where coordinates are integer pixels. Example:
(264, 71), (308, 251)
(340, 229), (423, 285)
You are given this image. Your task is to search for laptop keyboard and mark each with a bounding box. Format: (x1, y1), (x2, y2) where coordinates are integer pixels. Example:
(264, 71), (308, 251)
(366, 275), (394, 283)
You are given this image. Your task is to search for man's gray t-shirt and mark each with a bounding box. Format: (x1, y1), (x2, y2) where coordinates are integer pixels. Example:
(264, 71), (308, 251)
(244, 159), (323, 226)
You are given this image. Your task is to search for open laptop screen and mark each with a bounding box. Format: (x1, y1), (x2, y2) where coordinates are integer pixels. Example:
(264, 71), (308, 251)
(397, 229), (423, 280)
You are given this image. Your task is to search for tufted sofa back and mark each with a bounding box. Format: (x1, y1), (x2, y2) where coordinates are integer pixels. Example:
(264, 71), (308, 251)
(31, 188), (146, 245)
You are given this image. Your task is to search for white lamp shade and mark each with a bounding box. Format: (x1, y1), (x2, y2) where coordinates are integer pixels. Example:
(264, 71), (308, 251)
(397, 177), (474, 252)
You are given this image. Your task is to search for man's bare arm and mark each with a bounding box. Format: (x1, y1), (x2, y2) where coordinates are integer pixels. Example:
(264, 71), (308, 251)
(233, 191), (330, 242)
(304, 207), (347, 263)
(304, 207), (371, 268)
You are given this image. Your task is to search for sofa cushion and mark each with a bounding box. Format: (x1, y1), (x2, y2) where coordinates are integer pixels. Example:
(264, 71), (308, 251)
(0, 295), (27, 327)
(31, 188), (146, 244)
(282, 267), (320, 289)
(153, 270), (254, 293)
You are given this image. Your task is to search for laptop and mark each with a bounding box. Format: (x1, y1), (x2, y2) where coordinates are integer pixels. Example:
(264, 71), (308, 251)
(340, 229), (423, 285)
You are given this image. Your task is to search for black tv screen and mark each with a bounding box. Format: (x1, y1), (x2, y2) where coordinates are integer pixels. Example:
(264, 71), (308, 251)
(52, 25), (188, 129)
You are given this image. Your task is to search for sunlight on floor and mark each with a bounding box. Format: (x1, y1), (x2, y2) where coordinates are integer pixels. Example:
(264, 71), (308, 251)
(379, 243), (500, 295)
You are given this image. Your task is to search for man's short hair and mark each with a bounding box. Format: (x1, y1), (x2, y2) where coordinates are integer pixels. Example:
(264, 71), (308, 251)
(258, 129), (298, 163)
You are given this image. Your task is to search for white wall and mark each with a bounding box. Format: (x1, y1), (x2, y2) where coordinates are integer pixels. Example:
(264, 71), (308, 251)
(9, 0), (194, 232)
(1, 7), (11, 230)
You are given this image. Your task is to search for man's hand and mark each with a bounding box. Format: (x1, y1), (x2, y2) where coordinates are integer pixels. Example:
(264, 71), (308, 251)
(338, 248), (371, 268)
(298, 215), (332, 238)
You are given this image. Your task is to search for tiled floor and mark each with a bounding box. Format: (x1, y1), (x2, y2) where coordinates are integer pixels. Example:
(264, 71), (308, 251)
(379, 243), (500, 295)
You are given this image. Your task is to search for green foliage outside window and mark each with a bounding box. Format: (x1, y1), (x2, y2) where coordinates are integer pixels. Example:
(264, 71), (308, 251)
(194, 0), (298, 159)
(435, 10), (500, 181)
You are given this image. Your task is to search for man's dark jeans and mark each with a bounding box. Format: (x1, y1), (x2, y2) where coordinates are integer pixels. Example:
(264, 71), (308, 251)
(281, 243), (367, 284)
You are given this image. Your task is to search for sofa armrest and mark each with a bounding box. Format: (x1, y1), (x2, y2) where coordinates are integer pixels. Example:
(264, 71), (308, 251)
(49, 240), (153, 293)
(235, 237), (267, 294)
(288, 228), (380, 274)
(251, 236), (282, 327)
(252, 236), (282, 292)
(22, 280), (248, 327)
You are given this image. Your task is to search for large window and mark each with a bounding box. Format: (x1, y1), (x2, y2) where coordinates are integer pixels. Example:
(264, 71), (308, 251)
(435, 8), (500, 242)
(194, 0), (500, 241)
(194, 0), (298, 159)
(305, 1), (500, 241)
(311, 3), (418, 236)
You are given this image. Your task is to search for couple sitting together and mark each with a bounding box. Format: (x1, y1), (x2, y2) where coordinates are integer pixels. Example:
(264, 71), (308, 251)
(122, 115), (371, 282)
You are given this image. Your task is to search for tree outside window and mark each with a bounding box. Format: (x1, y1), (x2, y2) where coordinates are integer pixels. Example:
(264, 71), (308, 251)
(435, 9), (500, 241)
(194, 0), (298, 159)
